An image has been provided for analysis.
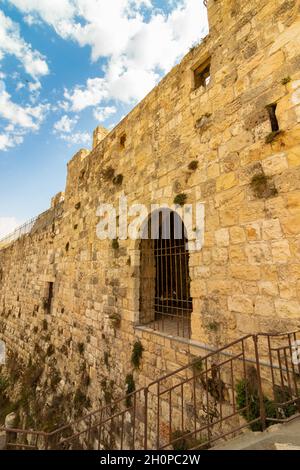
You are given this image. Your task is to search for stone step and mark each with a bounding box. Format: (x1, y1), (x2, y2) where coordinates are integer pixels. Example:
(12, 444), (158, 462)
(212, 417), (300, 450)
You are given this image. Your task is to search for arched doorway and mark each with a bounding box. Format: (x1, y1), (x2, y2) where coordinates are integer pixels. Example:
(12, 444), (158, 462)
(139, 209), (192, 338)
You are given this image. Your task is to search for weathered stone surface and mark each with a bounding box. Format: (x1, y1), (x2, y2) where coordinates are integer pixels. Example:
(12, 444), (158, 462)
(230, 226), (246, 244)
(0, 0), (299, 442)
(262, 219), (283, 240)
(215, 228), (230, 247)
(228, 296), (254, 314)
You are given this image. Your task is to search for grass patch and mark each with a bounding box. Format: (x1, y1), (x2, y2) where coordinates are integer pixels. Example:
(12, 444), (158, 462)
(174, 193), (188, 206)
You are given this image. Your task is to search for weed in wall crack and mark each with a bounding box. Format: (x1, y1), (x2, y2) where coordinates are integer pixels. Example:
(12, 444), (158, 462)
(131, 340), (144, 369)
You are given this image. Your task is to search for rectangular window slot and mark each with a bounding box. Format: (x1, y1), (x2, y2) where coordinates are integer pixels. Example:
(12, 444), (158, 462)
(194, 60), (211, 90)
(45, 282), (54, 314)
(120, 133), (126, 148)
(266, 103), (279, 132)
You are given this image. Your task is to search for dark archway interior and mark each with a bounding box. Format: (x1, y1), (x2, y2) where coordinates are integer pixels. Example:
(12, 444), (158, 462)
(139, 210), (192, 337)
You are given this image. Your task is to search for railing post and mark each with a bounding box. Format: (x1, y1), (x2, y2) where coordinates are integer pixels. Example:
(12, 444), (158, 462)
(144, 387), (148, 450)
(253, 335), (266, 431)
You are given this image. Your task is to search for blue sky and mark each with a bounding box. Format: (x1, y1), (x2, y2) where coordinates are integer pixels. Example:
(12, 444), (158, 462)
(0, 0), (208, 237)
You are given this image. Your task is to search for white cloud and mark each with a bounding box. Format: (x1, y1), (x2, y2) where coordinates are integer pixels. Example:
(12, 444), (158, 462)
(93, 105), (116, 122)
(0, 80), (48, 130)
(28, 81), (41, 93)
(64, 77), (108, 112)
(16, 81), (25, 91)
(53, 114), (90, 146)
(0, 10), (49, 80)
(7, 1), (208, 112)
(24, 14), (42, 26)
(0, 217), (22, 238)
(60, 131), (91, 146)
(54, 114), (78, 133)
(0, 133), (24, 151)
(0, 80), (49, 151)
(8, 0), (75, 27)
(1, 1), (208, 151)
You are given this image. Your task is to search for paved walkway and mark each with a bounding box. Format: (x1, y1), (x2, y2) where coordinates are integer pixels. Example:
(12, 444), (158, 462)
(212, 418), (300, 450)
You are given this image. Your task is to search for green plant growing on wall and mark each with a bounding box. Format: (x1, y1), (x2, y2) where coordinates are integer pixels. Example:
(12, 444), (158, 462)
(174, 193), (188, 206)
(281, 76), (291, 85)
(192, 358), (203, 374)
(265, 130), (281, 144)
(125, 374), (135, 407)
(77, 342), (85, 355)
(109, 312), (121, 329)
(188, 160), (199, 171)
(101, 378), (114, 404)
(236, 378), (277, 431)
(172, 430), (190, 450)
(102, 166), (115, 181)
(46, 344), (55, 357)
(113, 174), (124, 186)
(250, 173), (278, 199)
(0, 375), (12, 424)
(74, 389), (91, 411)
(0, 375), (8, 393)
(273, 385), (298, 418)
(50, 369), (62, 390)
(131, 340), (144, 369)
(207, 321), (219, 332)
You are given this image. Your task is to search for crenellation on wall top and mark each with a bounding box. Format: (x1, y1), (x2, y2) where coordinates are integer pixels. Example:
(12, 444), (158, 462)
(51, 192), (65, 208)
(93, 126), (109, 149)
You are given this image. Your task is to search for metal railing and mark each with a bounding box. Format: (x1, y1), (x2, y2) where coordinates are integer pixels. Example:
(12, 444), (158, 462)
(0, 215), (44, 248)
(0, 203), (64, 249)
(1, 330), (300, 450)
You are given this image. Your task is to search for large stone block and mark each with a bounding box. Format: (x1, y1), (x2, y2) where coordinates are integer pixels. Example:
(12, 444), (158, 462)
(228, 295), (254, 314)
(262, 218), (282, 240)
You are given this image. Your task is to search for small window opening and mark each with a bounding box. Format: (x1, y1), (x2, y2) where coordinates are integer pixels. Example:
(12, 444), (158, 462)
(194, 61), (211, 90)
(45, 282), (54, 314)
(266, 103), (279, 132)
(120, 133), (126, 148)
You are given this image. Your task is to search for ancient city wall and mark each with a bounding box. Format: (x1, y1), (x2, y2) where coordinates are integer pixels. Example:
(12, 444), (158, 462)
(0, 0), (300, 434)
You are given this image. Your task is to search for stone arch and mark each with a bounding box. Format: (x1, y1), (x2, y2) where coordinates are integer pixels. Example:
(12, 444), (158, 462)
(138, 208), (192, 338)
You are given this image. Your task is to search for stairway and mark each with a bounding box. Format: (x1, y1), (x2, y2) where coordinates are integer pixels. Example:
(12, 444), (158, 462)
(1, 330), (300, 450)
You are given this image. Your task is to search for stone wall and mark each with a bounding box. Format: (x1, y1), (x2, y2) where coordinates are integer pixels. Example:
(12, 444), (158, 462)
(0, 0), (300, 433)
